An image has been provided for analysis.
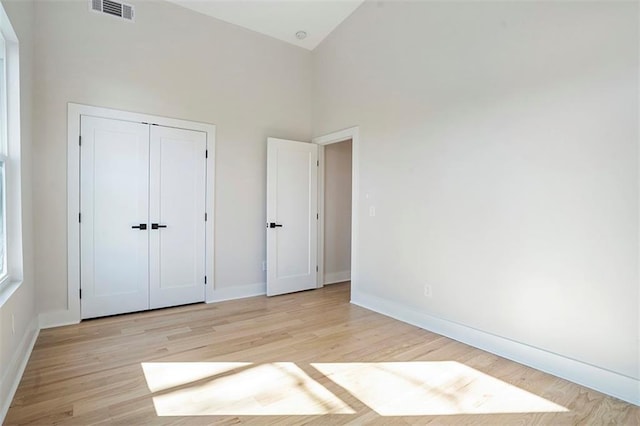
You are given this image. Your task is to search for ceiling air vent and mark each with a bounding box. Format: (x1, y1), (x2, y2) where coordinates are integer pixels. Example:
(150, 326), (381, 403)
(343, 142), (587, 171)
(89, 0), (135, 22)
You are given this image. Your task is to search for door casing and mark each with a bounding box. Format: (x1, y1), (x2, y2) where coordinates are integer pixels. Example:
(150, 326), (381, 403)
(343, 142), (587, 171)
(64, 103), (215, 326)
(312, 127), (360, 295)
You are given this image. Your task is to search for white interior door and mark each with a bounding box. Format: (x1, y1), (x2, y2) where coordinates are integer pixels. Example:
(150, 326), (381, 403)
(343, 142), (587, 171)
(80, 116), (150, 319)
(266, 138), (318, 296)
(149, 125), (207, 309)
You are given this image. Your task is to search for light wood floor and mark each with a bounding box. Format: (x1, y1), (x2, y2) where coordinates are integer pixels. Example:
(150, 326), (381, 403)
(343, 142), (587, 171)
(5, 283), (639, 425)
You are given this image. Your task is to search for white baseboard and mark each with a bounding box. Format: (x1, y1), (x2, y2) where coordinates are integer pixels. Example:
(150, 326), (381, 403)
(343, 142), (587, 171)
(0, 316), (39, 423)
(324, 270), (351, 285)
(39, 309), (79, 329)
(208, 282), (266, 303)
(351, 289), (640, 406)
(41, 285), (270, 323)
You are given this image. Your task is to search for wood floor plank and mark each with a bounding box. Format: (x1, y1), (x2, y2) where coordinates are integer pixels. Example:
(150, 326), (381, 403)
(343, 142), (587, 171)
(5, 283), (639, 425)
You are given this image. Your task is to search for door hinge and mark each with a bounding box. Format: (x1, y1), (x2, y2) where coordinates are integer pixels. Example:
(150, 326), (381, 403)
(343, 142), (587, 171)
(79, 213), (81, 223)
(316, 265), (318, 272)
(79, 289), (82, 299)
(205, 213), (208, 221)
(204, 276), (207, 285)
(317, 160), (319, 167)
(317, 213), (319, 220)
(79, 135), (82, 146)
(206, 150), (208, 159)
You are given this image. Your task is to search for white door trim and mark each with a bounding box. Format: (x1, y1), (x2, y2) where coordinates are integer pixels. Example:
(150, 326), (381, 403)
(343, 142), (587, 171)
(312, 126), (359, 294)
(66, 103), (216, 325)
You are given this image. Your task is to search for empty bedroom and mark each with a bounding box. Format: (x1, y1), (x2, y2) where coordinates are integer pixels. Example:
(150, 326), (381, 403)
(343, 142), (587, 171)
(0, 0), (639, 424)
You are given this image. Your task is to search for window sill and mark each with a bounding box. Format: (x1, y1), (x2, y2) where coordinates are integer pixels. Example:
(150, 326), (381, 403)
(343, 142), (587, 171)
(0, 278), (21, 308)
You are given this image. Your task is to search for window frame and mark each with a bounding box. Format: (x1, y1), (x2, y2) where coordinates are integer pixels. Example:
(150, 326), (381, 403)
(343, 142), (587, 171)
(0, 2), (24, 305)
(0, 32), (9, 287)
(0, 155), (8, 286)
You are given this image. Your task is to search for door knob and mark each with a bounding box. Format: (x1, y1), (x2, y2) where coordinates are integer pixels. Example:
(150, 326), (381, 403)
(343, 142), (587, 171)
(151, 223), (167, 229)
(268, 222), (283, 228)
(131, 224), (147, 230)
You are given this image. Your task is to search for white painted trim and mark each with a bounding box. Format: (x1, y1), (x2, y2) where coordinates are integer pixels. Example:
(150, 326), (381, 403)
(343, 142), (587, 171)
(0, 279), (20, 307)
(0, 2), (25, 299)
(324, 270), (350, 285)
(205, 124), (216, 304)
(312, 126), (359, 294)
(313, 127), (359, 146)
(317, 144), (326, 287)
(0, 316), (39, 423)
(352, 289), (640, 406)
(67, 104), (81, 324)
(5, 28), (22, 288)
(208, 282), (266, 303)
(66, 103), (216, 324)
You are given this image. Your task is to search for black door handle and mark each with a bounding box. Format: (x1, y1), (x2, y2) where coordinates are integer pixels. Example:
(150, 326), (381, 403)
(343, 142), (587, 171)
(268, 222), (283, 228)
(151, 223), (167, 230)
(131, 224), (147, 230)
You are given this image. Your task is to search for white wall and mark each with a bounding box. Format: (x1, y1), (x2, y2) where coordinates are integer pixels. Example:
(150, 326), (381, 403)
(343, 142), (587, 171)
(313, 0), (639, 390)
(32, 0), (312, 317)
(0, 0), (37, 416)
(324, 139), (351, 284)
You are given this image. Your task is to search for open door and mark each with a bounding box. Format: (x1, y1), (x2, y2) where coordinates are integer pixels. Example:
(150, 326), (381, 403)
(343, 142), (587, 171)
(266, 138), (318, 296)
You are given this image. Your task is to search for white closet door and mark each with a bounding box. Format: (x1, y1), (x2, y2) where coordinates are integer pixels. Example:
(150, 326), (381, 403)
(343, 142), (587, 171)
(149, 125), (207, 309)
(80, 116), (150, 319)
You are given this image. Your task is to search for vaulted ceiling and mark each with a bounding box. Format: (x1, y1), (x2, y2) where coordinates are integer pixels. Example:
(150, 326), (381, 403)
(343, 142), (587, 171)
(165, 0), (365, 50)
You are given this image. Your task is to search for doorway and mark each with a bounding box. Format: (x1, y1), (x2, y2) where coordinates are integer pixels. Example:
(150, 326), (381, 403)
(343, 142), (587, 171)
(314, 127), (359, 294)
(322, 140), (352, 285)
(265, 127), (359, 298)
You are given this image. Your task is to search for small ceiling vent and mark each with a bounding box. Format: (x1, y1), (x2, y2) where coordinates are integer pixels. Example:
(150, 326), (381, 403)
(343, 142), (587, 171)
(90, 0), (135, 22)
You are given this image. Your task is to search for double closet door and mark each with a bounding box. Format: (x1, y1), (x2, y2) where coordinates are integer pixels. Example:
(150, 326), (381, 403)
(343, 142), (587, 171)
(80, 116), (207, 319)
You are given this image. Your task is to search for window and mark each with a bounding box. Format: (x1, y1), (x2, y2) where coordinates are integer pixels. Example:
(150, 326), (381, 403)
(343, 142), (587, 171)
(0, 33), (7, 283)
(0, 2), (23, 299)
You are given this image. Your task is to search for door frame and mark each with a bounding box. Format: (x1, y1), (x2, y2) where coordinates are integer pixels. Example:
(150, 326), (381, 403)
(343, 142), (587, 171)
(312, 126), (359, 293)
(66, 103), (216, 324)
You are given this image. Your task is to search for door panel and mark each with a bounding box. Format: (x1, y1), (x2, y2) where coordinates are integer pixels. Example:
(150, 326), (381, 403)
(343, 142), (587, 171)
(80, 116), (150, 319)
(266, 138), (318, 296)
(149, 126), (207, 309)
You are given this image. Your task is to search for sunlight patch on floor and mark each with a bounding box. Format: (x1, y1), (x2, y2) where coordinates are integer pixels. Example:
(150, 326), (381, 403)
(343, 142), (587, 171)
(141, 362), (355, 416)
(142, 362), (252, 393)
(311, 361), (569, 416)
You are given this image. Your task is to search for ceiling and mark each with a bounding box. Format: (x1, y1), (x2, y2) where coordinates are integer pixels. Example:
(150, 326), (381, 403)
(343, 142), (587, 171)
(164, 0), (365, 50)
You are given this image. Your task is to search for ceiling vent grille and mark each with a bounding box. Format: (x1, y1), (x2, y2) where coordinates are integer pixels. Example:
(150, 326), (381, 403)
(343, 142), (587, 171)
(89, 0), (135, 22)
